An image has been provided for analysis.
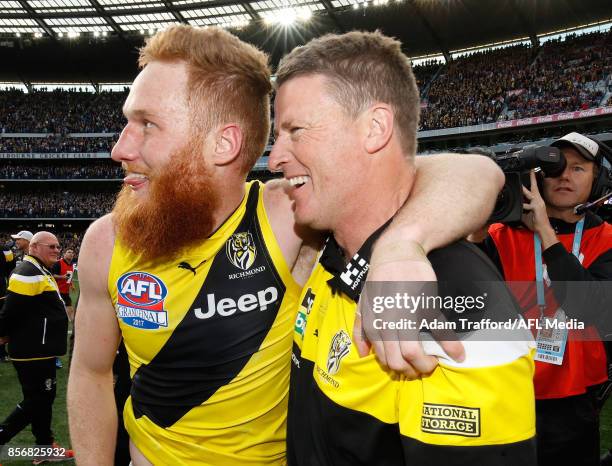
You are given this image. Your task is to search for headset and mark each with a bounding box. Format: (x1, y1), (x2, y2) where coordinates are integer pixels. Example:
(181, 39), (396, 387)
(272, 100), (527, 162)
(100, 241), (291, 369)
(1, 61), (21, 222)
(589, 138), (612, 201)
(573, 137), (612, 215)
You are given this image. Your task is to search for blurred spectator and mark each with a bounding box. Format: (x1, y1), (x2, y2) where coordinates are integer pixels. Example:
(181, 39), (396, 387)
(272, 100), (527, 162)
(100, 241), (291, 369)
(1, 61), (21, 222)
(2, 231), (83, 258)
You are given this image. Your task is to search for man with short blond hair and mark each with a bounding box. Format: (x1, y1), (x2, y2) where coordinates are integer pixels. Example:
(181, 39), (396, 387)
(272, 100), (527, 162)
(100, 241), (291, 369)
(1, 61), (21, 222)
(271, 31), (536, 465)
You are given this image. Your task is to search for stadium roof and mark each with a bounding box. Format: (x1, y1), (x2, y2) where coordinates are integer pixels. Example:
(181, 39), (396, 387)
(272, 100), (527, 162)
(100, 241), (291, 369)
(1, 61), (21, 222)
(0, 0), (611, 82)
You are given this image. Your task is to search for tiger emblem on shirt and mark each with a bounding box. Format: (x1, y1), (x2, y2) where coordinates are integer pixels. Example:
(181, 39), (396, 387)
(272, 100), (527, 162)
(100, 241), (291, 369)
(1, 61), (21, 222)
(226, 232), (257, 270)
(327, 330), (352, 375)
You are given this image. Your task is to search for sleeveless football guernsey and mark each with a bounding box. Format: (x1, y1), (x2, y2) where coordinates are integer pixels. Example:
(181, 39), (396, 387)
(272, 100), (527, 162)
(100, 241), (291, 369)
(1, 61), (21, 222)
(108, 181), (300, 465)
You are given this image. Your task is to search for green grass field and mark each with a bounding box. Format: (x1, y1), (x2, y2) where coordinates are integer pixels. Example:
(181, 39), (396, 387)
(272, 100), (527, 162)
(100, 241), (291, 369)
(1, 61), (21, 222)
(0, 277), (611, 464)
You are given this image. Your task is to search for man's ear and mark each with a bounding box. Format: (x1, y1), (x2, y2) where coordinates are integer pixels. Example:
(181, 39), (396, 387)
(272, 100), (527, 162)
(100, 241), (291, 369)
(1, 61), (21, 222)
(364, 104), (394, 154)
(212, 124), (243, 166)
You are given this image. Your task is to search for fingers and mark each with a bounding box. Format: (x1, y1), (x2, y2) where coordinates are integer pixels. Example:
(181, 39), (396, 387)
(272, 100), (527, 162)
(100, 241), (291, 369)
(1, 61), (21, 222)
(382, 339), (418, 376)
(529, 170), (537, 193)
(373, 339), (436, 380)
(438, 340), (465, 363)
(398, 340), (439, 376)
(529, 170), (543, 198)
(522, 185), (533, 200)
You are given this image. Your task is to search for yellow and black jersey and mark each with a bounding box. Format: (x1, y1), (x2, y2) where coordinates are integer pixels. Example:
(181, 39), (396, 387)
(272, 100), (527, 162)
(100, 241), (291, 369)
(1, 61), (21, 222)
(0, 255), (67, 360)
(108, 181), (301, 466)
(288, 233), (537, 466)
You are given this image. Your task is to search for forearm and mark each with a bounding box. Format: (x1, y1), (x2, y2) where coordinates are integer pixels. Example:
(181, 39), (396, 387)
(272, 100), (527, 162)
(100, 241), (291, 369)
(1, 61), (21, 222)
(377, 154), (504, 255)
(68, 367), (118, 465)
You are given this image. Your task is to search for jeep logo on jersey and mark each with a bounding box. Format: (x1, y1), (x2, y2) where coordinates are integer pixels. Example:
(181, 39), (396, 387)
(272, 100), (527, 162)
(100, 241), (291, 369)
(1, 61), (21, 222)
(116, 272), (169, 330)
(194, 286), (278, 319)
(327, 330), (352, 375)
(226, 232), (257, 270)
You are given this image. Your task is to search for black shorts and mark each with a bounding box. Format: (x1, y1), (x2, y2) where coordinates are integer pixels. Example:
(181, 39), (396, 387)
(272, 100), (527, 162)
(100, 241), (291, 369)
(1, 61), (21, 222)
(60, 293), (72, 307)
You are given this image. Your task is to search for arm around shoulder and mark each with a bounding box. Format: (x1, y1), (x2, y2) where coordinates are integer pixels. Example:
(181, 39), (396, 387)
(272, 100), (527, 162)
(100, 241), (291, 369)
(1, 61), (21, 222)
(380, 153), (504, 254)
(362, 154), (500, 374)
(68, 214), (121, 466)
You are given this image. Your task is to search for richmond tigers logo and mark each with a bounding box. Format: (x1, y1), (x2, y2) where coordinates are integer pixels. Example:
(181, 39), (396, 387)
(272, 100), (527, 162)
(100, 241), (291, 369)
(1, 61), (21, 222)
(226, 232), (257, 270)
(327, 330), (352, 375)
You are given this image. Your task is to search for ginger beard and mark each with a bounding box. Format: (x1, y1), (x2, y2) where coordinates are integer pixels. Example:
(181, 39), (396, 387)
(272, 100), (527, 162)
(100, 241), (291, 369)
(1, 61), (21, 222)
(112, 143), (218, 263)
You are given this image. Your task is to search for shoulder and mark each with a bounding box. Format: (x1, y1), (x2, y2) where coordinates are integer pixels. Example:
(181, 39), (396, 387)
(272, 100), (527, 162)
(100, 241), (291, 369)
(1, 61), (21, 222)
(428, 240), (503, 281)
(262, 179), (292, 216)
(78, 214), (116, 285)
(82, 214), (116, 252)
(598, 220), (612, 238)
(11, 259), (38, 278)
(8, 260), (46, 296)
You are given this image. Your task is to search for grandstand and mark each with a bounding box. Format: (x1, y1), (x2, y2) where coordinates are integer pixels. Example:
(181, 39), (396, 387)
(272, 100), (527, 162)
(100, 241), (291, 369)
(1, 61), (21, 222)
(2, 15), (611, 244)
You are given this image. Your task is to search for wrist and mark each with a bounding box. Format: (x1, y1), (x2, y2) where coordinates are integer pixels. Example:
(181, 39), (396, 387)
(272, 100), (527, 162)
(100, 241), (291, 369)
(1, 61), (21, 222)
(377, 223), (430, 252)
(537, 224), (558, 250)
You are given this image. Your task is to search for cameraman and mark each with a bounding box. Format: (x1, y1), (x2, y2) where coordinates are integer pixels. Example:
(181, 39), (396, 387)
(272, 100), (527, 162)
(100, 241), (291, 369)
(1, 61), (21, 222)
(472, 132), (612, 466)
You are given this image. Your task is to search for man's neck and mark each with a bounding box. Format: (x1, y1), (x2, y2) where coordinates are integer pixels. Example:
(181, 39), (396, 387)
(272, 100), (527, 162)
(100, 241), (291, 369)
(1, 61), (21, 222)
(546, 205), (584, 224)
(210, 181), (247, 233)
(334, 165), (413, 260)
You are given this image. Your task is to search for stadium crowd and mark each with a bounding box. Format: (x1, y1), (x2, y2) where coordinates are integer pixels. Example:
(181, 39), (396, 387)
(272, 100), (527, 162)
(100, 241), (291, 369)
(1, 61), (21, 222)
(0, 136), (114, 153)
(0, 161), (122, 179)
(0, 88), (127, 133)
(412, 60), (443, 94)
(0, 30), (609, 137)
(0, 192), (115, 218)
(506, 31), (611, 118)
(419, 29), (611, 130)
(421, 44), (533, 130)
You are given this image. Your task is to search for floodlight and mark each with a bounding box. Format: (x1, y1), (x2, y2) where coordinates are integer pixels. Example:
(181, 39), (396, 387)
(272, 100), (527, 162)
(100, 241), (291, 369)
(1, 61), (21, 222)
(278, 9), (297, 26)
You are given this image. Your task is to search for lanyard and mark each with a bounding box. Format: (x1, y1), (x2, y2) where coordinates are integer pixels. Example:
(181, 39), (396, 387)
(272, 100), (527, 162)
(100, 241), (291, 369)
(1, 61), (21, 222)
(534, 217), (584, 311)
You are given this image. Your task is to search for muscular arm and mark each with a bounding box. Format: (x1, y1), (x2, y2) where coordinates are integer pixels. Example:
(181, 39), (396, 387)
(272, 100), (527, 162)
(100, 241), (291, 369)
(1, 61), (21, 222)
(374, 153), (504, 259)
(68, 214), (121, 465)
(362, 154), (504, 375)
